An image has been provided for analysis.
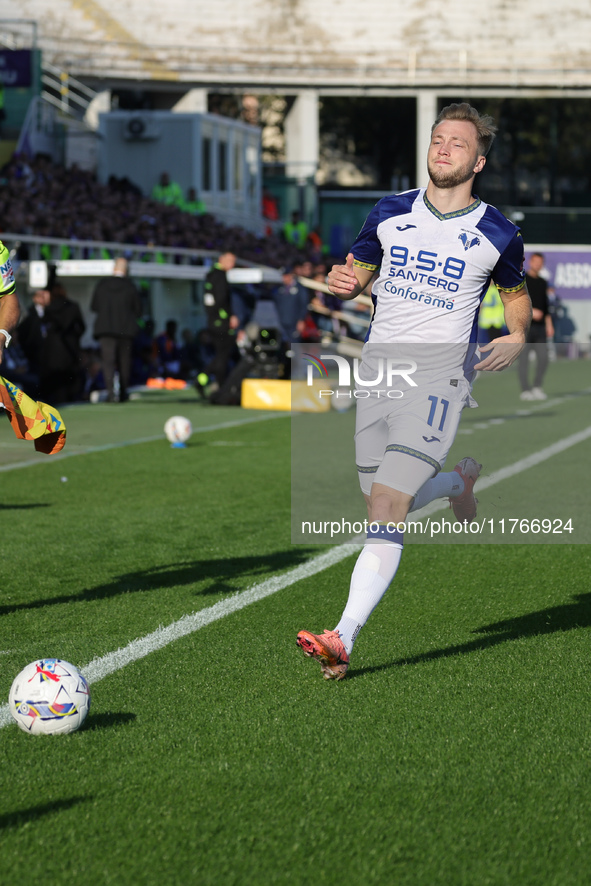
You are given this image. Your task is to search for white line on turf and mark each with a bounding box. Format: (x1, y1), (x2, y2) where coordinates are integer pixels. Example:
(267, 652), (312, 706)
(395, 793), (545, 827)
(456, 388), (591, 435)
(0, 412), (285, 473)
(0, 422), (589, 730)
(0, 544), (357, 729)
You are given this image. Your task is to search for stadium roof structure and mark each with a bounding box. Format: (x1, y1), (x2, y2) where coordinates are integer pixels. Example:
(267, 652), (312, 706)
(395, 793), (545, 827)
(2, 0), (591, 92)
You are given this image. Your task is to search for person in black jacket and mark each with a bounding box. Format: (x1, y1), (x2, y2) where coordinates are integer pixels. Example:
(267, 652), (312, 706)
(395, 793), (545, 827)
(18, 289), (48, 396)
(203, 252), (239, 388)
(518, 252), (555, 401)
(91, 258), (141, 402)
(39, 283), (86, 404)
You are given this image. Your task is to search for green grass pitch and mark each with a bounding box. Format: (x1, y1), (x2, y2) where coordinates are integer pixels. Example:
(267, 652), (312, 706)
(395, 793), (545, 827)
(0, 358), (590, 885)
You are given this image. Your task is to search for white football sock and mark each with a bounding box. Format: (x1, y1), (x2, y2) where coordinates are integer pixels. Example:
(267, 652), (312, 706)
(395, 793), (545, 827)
(335, 540), (403, 655)
(409, 471), (464, 513)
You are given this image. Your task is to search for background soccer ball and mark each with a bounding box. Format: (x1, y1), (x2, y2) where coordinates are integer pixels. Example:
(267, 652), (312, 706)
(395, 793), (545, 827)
(9, 659), (91, 736)
(164, 415), (192, 444)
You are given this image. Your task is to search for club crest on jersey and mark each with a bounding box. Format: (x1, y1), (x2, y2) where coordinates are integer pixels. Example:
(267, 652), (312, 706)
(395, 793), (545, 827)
(458, 232), (480, 251)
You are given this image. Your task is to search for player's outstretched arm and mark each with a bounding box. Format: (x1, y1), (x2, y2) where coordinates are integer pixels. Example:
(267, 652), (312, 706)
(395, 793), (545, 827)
(327, 253), (374, 301)
(474, 286), (531, 371)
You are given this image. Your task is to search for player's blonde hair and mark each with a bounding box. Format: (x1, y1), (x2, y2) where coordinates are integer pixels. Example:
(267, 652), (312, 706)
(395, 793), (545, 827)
(432, 103), (497, 156)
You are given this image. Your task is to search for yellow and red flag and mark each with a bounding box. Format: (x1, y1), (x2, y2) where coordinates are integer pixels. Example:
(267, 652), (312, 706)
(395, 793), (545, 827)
(0, 376), (66, 454)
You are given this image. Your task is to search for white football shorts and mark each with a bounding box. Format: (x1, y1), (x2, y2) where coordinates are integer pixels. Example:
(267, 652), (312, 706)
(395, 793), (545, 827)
(355, 375), (474, 496)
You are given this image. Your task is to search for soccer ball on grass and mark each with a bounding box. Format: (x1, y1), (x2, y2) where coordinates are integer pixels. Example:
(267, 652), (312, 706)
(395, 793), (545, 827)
(164, 415), (192, 446)
(9, 658), (91, 735)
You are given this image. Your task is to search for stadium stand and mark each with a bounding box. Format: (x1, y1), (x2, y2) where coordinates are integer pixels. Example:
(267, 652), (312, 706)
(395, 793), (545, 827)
(1, 0), (590, 402)
(2, 0), (591, 88)
(0, 154), (309, 269)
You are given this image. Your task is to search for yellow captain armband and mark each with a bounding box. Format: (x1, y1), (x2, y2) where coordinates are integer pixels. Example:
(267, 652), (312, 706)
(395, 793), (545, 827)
(353, 259), (378, 272)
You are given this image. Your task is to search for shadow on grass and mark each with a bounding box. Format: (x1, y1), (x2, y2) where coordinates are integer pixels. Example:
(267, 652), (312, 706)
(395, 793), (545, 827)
(349, 591), (591, 679)
(85, 711), (137, 731)
(0, 548), (319, 617)
(0, 503), (50, 510)
(0, 796), (91, 831)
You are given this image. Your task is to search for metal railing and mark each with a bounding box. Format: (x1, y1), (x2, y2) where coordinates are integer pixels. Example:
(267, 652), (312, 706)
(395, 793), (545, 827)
(3, 233), (283, 283)
(41, 61), (98, 119)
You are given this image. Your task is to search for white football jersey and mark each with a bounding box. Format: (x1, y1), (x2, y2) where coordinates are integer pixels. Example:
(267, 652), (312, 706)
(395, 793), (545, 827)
(352, 188), (525, 344)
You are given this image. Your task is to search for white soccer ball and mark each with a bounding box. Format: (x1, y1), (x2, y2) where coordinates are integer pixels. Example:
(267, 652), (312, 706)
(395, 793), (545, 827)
(164, 415), (192, 444)
(9, 659), (91, 736)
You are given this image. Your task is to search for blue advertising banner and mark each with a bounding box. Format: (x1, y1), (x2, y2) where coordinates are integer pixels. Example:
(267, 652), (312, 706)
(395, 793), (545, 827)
(0, 50), (32, 87)
(525, 249), (591, 301)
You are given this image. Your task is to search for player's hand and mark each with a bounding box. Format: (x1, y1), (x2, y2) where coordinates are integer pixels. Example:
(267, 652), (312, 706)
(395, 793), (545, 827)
(474, 334), (526, 371)
(327, 253), (359, 297)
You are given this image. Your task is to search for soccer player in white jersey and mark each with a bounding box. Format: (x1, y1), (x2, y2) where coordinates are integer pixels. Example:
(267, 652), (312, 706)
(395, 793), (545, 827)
(297, 103), (532, 679)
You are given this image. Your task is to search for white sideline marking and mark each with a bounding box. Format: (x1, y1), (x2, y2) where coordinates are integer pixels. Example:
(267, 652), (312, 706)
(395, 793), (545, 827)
(456, 388), (591, 435)
(0, 544), (357, 729)
(474, 425), (591, 490)
(1, 422), (589, 730)
(0, 413), (285, 473)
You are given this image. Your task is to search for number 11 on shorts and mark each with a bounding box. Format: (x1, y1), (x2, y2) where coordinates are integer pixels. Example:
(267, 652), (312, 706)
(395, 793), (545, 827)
(427, 395), (449, 432)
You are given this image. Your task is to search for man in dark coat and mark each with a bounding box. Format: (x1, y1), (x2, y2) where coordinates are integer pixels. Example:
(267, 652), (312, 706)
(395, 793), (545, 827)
(33, 283), (86, 404)
(203, 251), (239, 387)
(91, 257), (141, 402)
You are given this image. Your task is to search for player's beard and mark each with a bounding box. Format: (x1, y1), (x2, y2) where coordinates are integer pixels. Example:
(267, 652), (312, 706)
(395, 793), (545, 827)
(428, 157), (477, 189)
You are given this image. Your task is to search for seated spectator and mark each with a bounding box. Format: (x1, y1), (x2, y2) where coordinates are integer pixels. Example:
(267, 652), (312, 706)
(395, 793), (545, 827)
(180, 187), (206, 215)
(154, 319), (182, 377)
(151, 171), (183, 207)
(179, 328), (202, 379)
(262, 188), (279, 221)
(0, 152), (317, 271)
(282, 211), (308, 249)
(132, 317), (158, 383)
(306, 226), (325, 261)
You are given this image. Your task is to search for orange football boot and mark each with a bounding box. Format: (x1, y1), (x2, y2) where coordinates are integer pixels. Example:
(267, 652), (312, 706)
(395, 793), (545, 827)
(296, 629), (349, 680)
(449, 456), (482, 523)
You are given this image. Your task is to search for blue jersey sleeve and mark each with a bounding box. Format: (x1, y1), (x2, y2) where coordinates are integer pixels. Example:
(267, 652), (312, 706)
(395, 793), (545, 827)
(351, 190), (421, 273)
(351, 202), (383, 272)
(492, 229), (526, 293)
(477, 208), (525, 293)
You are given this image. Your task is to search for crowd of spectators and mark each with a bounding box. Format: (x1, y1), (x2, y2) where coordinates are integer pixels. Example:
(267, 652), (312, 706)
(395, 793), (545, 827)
(0, 154), (322, 269)
(3, 257), (371, 406)
(0, 152), (373, 405)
